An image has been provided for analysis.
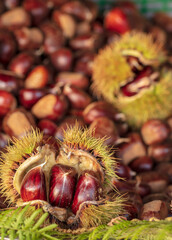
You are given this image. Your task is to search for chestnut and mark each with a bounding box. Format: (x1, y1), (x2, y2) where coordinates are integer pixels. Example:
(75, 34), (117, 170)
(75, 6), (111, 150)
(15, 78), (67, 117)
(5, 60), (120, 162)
(0, 7), (31, 29)
(55, 72), (89, 90)
(63, 85), (92, 109)
(72, 170), (102, 214)
(38, 119), (57, 137)
(89, 117), (120, 146)
(49, 164), (77, 208)
(129, 156), (154, 173)
(24, 65), (49, 89)
(14, 27), (44, 51)
(148, 141), (172, 162)
(141, 119), (170, 145)
(9, 52), (36, 77)
(83, 101), (123, 124)
(20, 166), (47, 202)
(117, 133), (146, 165)
(50, 48), (73, 71)
(4, 0), (20, 9)
(3, 108), (36, 138)
(0, 29), (17, 65)
(19, 88), (46, 109)
(31, 93), (68, 121)
(52, 10), (76, 39)
(0, 90), (17, 117)
(40, 21), (65, 55)
(0, 71), (22, 93)
(139, 200), (168, 220)
(23, 0), (49, 25)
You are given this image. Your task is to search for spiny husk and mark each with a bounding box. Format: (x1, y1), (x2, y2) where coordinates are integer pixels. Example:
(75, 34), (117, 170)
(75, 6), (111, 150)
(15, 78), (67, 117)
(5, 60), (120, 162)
(116, 31), (166, 64)
(0, 129), (43, 205)
(61, 124), (118, 184)
(118, 70), (172, 127)
(92, 31), (166, 106)
(79, 195), (125, 228)
(92, 45), (133, 101)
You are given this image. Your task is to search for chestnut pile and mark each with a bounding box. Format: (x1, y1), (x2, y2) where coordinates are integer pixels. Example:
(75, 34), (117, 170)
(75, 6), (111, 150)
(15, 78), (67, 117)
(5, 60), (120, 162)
(0, 0), (171, 228)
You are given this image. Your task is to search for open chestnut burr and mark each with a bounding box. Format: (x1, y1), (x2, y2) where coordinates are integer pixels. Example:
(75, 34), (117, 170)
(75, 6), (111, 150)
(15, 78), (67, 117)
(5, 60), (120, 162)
(0, 126), (124, 230)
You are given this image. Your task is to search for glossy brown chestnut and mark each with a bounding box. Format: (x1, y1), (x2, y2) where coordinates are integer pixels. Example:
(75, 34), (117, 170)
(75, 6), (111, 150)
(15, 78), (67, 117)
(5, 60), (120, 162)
(74, 52), (95, 77)
(72, 170), (102, 214)
(141, 119), (170, 145)
(148, 141), (172, 162)
(129, 156), (154, 173)
(49, 164), (77, 208)
(19, 88), (46, 109)
(0, 29), (16, 65)
(38, 119), (57, 136)
(31, 94), (68, 121)
(50, 48), (73, 71)
(9, 52), (36, 77)
(0, 90), (17, 117)
(63, 85), (92, 109)
(115, 162), (133, 180)
(14, 27), (44, 51)
(89, 117), (119, 146)
(20, 166), (47, 202)
(40, 21), (65, 55)
(83, 101), (123, 124)
(23, 0), (49, 25)
(61, 1), (98, 22)
(55, 72), (89, 90)
(0, 71), (22, 93)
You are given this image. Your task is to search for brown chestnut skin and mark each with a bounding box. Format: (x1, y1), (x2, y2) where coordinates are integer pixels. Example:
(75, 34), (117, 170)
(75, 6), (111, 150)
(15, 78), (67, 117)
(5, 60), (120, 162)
(141, 119), (170, 145)
(40, 21), (65, 55)
(49, 164), (77, 208)
(89, 117), (119, 146)
(20, 166), (47, 202)
(23, 0), (49, 25)
(139, 200), (168, 220)
(50, 48), (73, 71)
(14, 27), (44, 51)
(63, 85), (92, 109)
(55, 72), (89, 90)
(0, 29), (16, 65)
(9, 52), (36, 77)
(0, 90), (17, 117)
(31, 94), (68, 121)
(115, 162), (133, 180)
(74, 52), (95, 77)
(148, 141), (172, 162)
(72, 170), (102, 215)
(138, 171), (169, 193)
(19, 88), (46, 109)
(38, 119), (57, 136)
(0, 71), (22, 93)
(83, 101), (122, 124)
(129, 156), (154, 173)
(117, 133), (146, 165)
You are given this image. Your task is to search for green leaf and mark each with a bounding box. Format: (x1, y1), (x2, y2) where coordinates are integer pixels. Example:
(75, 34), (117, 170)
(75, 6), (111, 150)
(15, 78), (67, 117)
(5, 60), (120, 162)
(0, 205), (171, 240)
